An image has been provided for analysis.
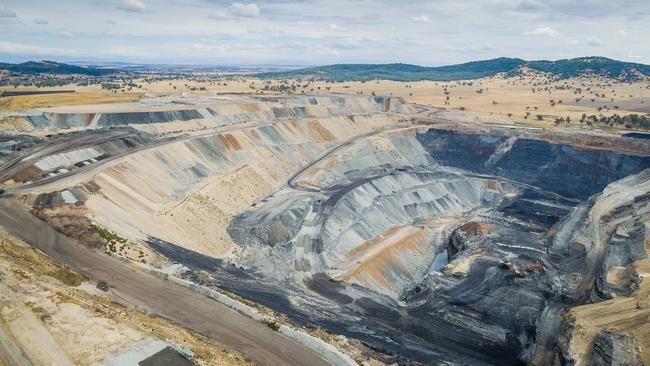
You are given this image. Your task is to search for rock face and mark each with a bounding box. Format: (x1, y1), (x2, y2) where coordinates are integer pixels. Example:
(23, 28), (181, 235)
(416, 129), (650, 199)
(13, 96), (410, 258)
(447, 221), (488, 256)
(221, 126), (650, 364)
(0, 128), (154, 186)
(549, 170), (650, 366)
(228, 192), (312, 247)
(17, 95), (413, 132)
(11, 96), (650, 365)
(588, 330), (641, 366)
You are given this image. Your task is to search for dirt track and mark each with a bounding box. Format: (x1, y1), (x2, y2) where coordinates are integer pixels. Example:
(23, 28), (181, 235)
(0, 197), (331, 366)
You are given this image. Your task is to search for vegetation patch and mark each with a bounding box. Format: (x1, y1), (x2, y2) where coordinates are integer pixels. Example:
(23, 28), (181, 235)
(584, 113), (650, 130)
(47, 266), (87, 286)
(101, 83), (121, 90)
(91, 224), (127, 252)
(0, 61), (117, 76)
(549, 113), (650, 130)
(256, 57), (650, 82)
(262, 318), (281, 331)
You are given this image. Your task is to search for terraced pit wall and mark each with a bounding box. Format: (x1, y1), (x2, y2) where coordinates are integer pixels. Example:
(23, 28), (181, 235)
(18, 96), (411, 259)
(17, 96), (412, 133)
(14, 100), (650, 365)
(225, 126), (650, 364)
(415, 128), (650, 199)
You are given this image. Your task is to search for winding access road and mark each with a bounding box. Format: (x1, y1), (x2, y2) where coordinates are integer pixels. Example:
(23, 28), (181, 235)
(0, 197), (331, 366)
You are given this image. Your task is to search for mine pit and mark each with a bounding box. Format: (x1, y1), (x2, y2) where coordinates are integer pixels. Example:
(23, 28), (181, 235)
(2, 94), (650, 365)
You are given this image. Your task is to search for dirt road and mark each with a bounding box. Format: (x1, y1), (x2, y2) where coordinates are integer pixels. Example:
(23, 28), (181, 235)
(0, 198), (331, 366)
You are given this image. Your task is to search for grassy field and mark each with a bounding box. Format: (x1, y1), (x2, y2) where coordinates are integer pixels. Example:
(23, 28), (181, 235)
(2, 73), (649, 131)
(137, 73), (650, 130)
(0, 90), (143, 112)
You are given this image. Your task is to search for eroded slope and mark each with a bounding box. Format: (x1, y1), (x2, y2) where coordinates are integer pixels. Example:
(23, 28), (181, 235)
(4, 95), (650, 365)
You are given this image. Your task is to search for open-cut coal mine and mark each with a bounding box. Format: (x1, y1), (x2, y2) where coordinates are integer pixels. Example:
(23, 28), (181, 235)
(1, 94), (649, 365)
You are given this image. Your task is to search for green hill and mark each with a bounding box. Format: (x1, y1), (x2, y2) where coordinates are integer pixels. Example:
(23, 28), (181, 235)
(256, 57), (650, 82)
(525, 57), (650, 80)
(0, 60), (118, 76)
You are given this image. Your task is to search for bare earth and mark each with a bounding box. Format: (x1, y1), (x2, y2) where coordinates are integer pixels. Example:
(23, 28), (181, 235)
(0, 198), (330, 366)
(0, 226), (253, 366)
(1, 74), (649, 365)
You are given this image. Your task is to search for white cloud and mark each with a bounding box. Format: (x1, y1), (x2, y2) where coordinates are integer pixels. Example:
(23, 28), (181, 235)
(585, 37), (604, 46)
(106, 19), (117, 25)
(0, 6), (17, 18)
(618, 30), (627, 36)
(524, 26), (561, 37)
(327, 23), (346, 32)
(53, 30), (73, 38)
(0, 41), (58, 55)
(118, 0), (147, 13)
(0, 0), (648, 65)
(96, 44), (152, 58)
(229, 2), (260, 18)
(208, 11), (229, 20)
(627, 52), (641, 60)
(192, 43), (211, 51)
(410, 15), (431, 23)
(516, 0), (546, 11)
(34, 18), (49, 25)
(311, 45), (340, 55)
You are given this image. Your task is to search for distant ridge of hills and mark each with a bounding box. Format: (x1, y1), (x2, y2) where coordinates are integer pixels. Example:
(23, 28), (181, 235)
(0, 60), (118, 76)
(256, 57), (650, 82)
(2, 57), (649, 82)
(0, 60), (304, 76)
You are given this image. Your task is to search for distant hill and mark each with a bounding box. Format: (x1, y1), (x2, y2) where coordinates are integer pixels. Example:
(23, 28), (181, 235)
(256, 57), (650, 82)
(523, 57), (650, 80)
(0, 60), (118, 76)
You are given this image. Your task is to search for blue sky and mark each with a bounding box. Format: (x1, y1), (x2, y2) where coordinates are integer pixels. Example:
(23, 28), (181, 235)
(0, 0), (648, 66)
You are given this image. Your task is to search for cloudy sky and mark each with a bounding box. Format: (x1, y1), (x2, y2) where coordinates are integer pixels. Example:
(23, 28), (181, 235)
(0, 0), (648, 66)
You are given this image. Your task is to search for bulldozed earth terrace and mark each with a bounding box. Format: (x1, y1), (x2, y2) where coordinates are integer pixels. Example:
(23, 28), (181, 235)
(1, 93), (650, 365)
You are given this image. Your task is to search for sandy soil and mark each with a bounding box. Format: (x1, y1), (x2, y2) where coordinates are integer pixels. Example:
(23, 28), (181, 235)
(0, 228), (252, 366)
(562, 180), (650, 366)
(0, 301), (74, 366)
(567, 241), (650, 365)
(332, 225), (432, 296)
(0, 115), (32, 132)
(0, 90), (142, 112)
